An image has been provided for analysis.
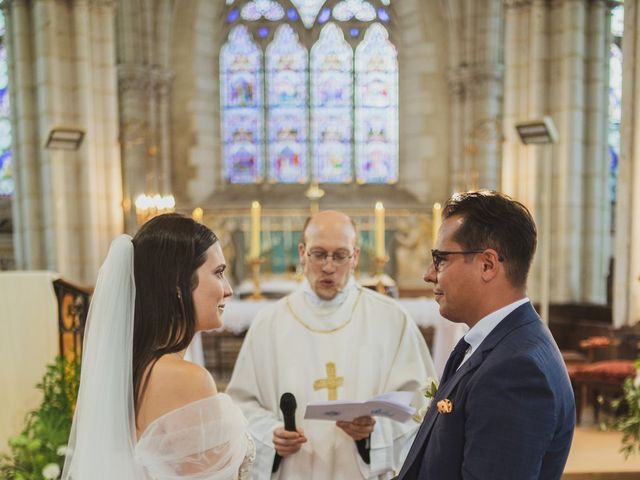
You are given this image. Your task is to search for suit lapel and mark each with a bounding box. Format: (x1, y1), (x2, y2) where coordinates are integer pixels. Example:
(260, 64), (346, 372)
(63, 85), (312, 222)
(397, 302), (539, 479)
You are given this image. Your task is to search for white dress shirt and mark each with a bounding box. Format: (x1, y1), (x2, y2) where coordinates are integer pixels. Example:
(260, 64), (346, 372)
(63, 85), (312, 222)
(458, 297), (530, 368)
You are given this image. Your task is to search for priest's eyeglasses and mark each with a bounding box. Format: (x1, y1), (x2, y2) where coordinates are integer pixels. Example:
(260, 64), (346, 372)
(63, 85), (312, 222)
(306, 249), (355, 266)
(431, 249), (504, 272)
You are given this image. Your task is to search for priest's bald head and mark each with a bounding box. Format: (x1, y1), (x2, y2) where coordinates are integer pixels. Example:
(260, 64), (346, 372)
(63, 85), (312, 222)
(298, 210), (361, 300)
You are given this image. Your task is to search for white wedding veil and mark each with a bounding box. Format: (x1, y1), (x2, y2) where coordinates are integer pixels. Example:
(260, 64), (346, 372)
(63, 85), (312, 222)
(62, 234), (142, 479)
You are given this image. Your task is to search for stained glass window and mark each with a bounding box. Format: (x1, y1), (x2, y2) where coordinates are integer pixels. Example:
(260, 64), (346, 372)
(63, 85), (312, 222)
(311, 23), (353, 183)
(266, 25), (308, 183)
(0, 11), (12, 197)
(333, 0), (377, 22)
(290, 0), (326, 28)
(355, 23), (398, 183)
(220, 26), (264, 183)
(241, 0), (285, 21)
(221, 1), (396, 185)
(609, 5), (623, 203)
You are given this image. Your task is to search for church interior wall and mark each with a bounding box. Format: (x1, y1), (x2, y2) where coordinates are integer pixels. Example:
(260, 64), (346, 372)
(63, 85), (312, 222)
(395, 0), (451, 205)
(0, 0), (637, 322)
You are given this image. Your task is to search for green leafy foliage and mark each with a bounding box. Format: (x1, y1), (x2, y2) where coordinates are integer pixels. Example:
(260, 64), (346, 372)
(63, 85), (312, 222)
(612, 359), (640, 458)
(0, 357), (80, 480)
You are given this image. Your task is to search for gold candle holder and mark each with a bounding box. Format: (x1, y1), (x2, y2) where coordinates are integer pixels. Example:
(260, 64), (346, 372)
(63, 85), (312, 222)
(248, 256), (265, 300)
(374, 256), (388, 294)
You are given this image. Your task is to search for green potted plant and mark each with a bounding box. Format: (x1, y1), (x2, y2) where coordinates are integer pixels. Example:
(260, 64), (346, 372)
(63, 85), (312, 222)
(0, 356), (80, 480)
(612, 359), (640, 458)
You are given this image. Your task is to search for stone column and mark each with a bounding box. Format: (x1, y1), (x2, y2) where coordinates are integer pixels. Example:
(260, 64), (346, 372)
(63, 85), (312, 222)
(5, 0), (44, 270)
(613, 0), (640, 327)
(118, 64), (151, 232)
(581, 0), (610, 303)
(446, 0), (504, 192)
(116, 0), (175, 232)
(6, 0), (121, 283)
(502, 0), (610, 305)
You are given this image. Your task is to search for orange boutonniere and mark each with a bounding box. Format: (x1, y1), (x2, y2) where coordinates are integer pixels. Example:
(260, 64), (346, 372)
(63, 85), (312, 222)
(436, 399), (453, 414)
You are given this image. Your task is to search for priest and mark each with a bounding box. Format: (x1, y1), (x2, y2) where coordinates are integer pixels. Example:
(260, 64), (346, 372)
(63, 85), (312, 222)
(227, 210), (436, 480)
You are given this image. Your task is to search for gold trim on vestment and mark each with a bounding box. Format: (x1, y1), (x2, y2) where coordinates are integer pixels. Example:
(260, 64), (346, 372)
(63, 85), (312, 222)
(286, 287), (363, 334)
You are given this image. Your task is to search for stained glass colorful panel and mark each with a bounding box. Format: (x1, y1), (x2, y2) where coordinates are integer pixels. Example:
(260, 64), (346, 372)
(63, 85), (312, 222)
(220, 26), (264, 183)
(612, 5), (624, 37)
(266, 25), (309, 183)
(241, 0), (285, 21)
(333, 0), (377, 22)
(311, 23), (353, 183)
(0, 11), (12, 197)
(609, 6), (623, 202)
(290, 0), (326, 28)
(355, 24), (398, 183)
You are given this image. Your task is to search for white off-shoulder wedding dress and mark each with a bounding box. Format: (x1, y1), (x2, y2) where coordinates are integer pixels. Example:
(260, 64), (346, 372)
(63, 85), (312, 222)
(135, 394), (255, 480)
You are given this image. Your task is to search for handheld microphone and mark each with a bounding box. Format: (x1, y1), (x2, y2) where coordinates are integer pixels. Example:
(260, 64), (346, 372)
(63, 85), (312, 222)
(272, 392), (297, 473)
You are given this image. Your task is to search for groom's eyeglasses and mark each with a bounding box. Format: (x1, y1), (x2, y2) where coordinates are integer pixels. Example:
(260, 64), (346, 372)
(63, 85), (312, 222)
(430, 249), (504, 272)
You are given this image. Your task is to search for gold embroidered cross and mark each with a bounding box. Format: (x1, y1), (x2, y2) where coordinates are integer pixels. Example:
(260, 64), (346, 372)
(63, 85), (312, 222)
(313, 362), (344, 400)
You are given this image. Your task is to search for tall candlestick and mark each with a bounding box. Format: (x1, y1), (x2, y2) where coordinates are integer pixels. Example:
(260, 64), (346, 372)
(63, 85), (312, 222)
(250, 201), (261, 259)
(432, 202), (442, 247)
(375, 201), (385, 259)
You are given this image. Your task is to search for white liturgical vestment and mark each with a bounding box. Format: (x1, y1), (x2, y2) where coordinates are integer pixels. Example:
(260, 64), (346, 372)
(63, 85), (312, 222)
(226, 280), (436, 480)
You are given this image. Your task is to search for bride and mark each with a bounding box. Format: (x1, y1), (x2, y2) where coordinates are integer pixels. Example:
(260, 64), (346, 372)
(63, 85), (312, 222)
(62, 214), (254, 479)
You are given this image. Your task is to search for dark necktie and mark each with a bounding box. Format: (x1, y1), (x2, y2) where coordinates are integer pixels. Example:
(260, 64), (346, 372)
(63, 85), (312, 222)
(440, 337), (470, 383)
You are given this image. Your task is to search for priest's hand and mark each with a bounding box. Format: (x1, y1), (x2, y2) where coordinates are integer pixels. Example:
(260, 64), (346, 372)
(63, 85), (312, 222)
(336, 415), (376, 440)
(273, 427), (307, 457)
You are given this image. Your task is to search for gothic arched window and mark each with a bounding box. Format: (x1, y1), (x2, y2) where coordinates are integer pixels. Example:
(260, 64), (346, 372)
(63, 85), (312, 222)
(0, 10), (12, 197)
(221, 0), (397, 185)
(609, 4), (623, 203)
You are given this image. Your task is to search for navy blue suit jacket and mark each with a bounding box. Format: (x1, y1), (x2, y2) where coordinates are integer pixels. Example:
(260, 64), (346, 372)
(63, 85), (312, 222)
(397, 302), (575, 480)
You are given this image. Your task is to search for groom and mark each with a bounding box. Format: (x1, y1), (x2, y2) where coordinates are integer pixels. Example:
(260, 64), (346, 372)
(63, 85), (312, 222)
(396, 191), (575, 479)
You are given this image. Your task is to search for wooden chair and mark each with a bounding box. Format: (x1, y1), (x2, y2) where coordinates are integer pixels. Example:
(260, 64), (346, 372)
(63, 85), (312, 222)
(568, 334), (638, 424)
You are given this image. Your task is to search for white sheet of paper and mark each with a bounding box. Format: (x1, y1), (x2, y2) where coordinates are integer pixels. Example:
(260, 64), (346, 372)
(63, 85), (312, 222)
(304, 391), (416, 423)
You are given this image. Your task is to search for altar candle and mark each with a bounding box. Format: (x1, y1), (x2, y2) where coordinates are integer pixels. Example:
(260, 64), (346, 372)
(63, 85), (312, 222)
(432, 202), (442, 247)
(375, 202), (385, 259)
(250, 201), (261, 259)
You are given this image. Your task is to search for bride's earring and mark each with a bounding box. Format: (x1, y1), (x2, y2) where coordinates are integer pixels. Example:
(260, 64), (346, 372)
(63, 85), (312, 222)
(176, 287), (186, 319)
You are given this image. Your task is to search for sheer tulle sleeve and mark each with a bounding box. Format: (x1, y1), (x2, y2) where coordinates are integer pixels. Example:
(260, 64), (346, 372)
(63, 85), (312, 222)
(135, 393), (252, 480)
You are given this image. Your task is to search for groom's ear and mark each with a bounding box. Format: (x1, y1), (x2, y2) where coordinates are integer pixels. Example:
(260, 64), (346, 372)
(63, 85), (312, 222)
(479, 249), (501, 282)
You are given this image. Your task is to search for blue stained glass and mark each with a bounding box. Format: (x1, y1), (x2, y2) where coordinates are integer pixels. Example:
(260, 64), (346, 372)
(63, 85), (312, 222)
(227, 8), (240, 23)
(290, 0), (326, 28)
(220, 26), (264, 183)
(311, 24), (353, 183)
(612, 5), (624, 38)
(0, 25), (12, 197)
(287, 8), (299, 21)
(241, 0), (285, 21)
(259, 26), (270, 38)
(609, 42), (623, 201)
(317, 7), (331, 24)
(333, 0), (376, 22)
(378, 8), (390, 23)
(0, 149), (12, 197)
(355, 24), (398, 184)
(350, 28), (360, 38)
(267, 25), (309, 183)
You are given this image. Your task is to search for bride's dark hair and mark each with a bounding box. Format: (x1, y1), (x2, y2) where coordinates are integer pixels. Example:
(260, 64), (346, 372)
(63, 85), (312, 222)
(131, 213), (218, 413)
